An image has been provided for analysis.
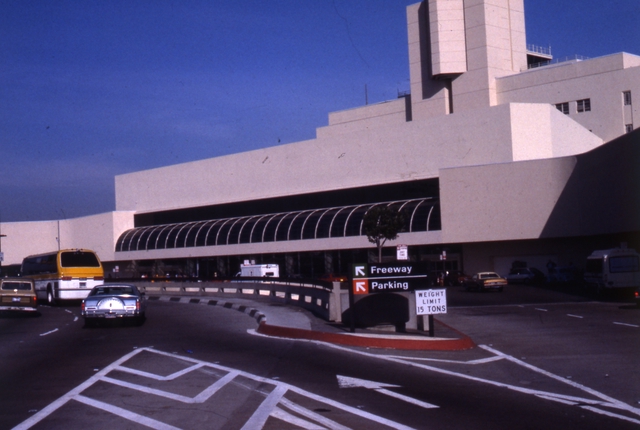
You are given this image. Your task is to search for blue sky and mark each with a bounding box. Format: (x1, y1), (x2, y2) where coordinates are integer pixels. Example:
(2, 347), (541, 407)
(1, 0), (638, 222)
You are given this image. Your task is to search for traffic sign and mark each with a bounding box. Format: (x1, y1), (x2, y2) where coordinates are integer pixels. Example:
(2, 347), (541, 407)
(351, 263), (428, 293)
(352, 280), (369, 295)
(415, 288), (447, 315)
(397, 245), (408, 260)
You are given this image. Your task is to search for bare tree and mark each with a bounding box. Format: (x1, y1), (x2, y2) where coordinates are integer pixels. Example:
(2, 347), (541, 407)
(362, 206), (405, 263)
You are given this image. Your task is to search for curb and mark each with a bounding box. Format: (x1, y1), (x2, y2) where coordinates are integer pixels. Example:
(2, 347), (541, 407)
(150, 295), (476, 351)
(256, 322), (476, 351)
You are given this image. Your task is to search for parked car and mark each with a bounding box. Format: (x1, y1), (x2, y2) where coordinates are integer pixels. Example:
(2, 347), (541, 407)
(444, 270), (471, 286)
(0, 278), (37, 312)
(506, 267), (545, 284)
(464, 272), (507, 292)
(81, 284), (147, 326)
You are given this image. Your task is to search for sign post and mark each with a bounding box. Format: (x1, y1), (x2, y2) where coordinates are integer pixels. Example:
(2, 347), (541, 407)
(415, 288), (447, 337)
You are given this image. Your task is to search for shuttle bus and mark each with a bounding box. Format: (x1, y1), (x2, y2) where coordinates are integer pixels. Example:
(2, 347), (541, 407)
(21, 249), (104, 305)
(584, 248), (640, 293)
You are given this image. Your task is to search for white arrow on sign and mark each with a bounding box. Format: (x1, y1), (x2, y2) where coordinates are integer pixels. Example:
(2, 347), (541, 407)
(354, 265), (366, 277)
(354, 281), (367, 293)
(337, 375), (438, 409)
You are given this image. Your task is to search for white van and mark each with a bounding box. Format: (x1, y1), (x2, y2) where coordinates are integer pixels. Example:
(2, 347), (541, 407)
(584, 248), (640, 292)
(238, 264), (280, 278)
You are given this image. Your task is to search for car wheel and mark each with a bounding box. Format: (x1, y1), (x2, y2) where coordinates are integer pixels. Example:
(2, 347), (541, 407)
(83, 318), (94, 328)
(499, 287), (504, 292)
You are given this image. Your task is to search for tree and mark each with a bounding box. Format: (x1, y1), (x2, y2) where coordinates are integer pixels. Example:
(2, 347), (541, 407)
(362, 206), (406, 263)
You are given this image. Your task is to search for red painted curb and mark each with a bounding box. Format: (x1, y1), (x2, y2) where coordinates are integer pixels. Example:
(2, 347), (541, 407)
(256, 322), (476, 351)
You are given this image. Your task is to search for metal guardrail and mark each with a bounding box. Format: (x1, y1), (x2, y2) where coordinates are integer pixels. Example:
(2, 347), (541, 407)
(527, 44), (552, 56)
(128, 278), (340, 322)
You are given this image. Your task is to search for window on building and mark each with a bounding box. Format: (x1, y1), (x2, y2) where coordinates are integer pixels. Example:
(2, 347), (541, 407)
(577, 98), (591, 113)
(555, 102), (569, 114)
(625, 124), (634, 133)
(623, 91), (632, 106)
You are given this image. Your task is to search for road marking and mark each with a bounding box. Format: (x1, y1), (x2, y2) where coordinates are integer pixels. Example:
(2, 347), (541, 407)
(337, 375), (438, 409)
(15, 347), (416, 430)
(567, 314), (583, 318)
(385, 355), (503, 365)
(534, 308), (548, 312)
(74, 395), (180, 430)
(39, 328), (59, 336)
(241, 385), (287, 430)
(251, 331), (640, 425)
(613, 322), (639, 328)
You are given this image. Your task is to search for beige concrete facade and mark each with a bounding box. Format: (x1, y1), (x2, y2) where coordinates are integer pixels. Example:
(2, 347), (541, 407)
(2, 0), (638, 276)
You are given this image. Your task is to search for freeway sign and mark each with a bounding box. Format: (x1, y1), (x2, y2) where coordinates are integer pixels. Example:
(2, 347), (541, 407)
(351, 263), (428, 293)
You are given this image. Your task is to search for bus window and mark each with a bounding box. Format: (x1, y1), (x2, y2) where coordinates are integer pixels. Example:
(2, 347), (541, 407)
(60, 250), (101, 268)
(609, 256), (639, 273)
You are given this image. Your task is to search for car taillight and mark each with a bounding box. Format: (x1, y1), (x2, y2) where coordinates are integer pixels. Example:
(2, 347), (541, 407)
(81, 302), (85, 311)
(136, 300), (140, 310)
(61, 276), (72, 281)
(94, 276), (104, 281)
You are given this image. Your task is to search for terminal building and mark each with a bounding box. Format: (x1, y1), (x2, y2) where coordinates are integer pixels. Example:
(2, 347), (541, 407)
(3, 0), (639, 280)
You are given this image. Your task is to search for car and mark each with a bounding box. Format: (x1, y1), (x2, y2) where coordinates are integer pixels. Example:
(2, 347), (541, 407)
(464, 272), (507, 292)
(444, 270), (471, 286)
(506, 267), (545, 284)
(81, 283), (147, 326)
(0, 278), (37, 312)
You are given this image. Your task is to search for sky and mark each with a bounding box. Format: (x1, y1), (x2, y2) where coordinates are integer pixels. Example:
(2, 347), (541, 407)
(1, 0), (639, 223)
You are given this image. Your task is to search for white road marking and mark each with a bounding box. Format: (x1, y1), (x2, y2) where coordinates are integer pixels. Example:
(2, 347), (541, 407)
(534, 308), (548, 312)
(384, 354), (503, 365)
(249, 330), (640, 425)
(567, 314), (583, 318)
(14, 347), (416, 430)
(39, 328), (58, 336)
(613, 321), (639, 328)
(241, 385), (287, 430)
(270, 407), (327, 430)
(337, 375), (438, 409)
(278, 397), (351, 430)
(74, 395), (181, 430)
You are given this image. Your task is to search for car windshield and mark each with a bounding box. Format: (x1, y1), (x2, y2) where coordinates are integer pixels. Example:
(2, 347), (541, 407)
(91, 286), (135, 296)
(480, 273), (499, 279)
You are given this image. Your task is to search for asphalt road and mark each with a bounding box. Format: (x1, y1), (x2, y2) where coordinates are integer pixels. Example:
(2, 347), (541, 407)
(1, 284), (639, 429)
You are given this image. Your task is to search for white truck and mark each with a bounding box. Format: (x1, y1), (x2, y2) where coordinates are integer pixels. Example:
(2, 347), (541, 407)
(584, 248), (640, 292)
(238, 263), (280, 278)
